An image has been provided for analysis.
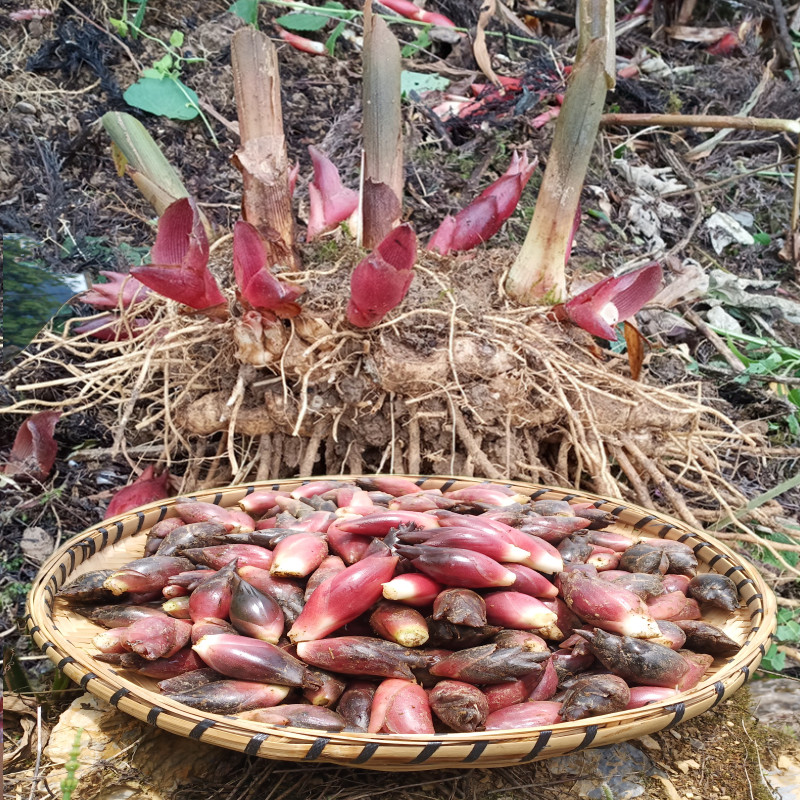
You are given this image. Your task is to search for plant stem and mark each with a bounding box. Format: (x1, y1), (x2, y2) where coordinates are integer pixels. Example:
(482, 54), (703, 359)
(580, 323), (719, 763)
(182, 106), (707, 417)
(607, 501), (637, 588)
(601, 112), (800, 134)
(505, 0), (615, 305)
(360, 0), (403, 249)
(231, 28), (300, 269)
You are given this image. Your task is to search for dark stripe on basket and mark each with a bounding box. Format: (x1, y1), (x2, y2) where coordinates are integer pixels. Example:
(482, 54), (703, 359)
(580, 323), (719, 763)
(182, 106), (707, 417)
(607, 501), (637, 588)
(462, 741), (489, 763)
(113, 520), (125, 542)
(692, 543), (708, 554)
(415, 478), (427, 487)
(68, 547), (76, 570)
(664, 703), (686, 729)
(751, 626), (760, 633)
(244, 486), (255, 496)
(659, 524), (676, 536)
(304, 738), (330, 760)
(725, 565), (746, 577)
(49, 574), (58, 592)
(272, 483), (281, 491)
(708, 554), (724, 568)
(81, 537), (97, 556)
(710, 681), (726, 708)
(110, 688), (130, 706)
(746, 593), (763, 605)
(572, 725), (599, 752)
(560, 494), (578, 502)
(245, 733), (270, 757)
(410, 741), (443, 764)
(741, 665), (750, 681)
(156, 505), (168, 523)
(135, 511), (146, 532)
(213, 493), (223, 505)
(189, 719), (216, 740)
(592, 500), (604, 508)
(57, 656), (76, 670)
(80, 672), (97, 689)
(354, 742), (381, 764)
(750, 608), (763, 619)
(30, 625), (41, 635)
(530, 489), (548, 500)
(633, 516), (656, 530)
(520, 730), (551, 762)
(441, 480), (456, 491)
(610, 506), (626, 516)
(59, 563), (67, 582)
(100, 527), (109, 548)
(758, 643), (766, 656)
(736, 578), (754, 590)
(677, 533), (691, 543)
(147, 707), (163, 725)
(42, 641), (55, 652)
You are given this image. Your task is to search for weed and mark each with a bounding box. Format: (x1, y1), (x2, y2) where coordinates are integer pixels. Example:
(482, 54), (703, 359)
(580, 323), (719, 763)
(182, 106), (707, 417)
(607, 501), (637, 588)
(760, 607), (800, 672)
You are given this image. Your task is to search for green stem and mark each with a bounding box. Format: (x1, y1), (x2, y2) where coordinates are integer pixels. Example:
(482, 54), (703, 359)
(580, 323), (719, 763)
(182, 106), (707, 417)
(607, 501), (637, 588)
(710, 472), (800, 531)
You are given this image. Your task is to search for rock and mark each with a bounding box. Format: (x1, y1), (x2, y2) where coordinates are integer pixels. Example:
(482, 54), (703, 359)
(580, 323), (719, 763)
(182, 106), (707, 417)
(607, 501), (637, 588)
(748, 678), (800, 737)
(21, 526), (55, 563)
(547, 742), (665, 799)
(44, 693), (242, 800)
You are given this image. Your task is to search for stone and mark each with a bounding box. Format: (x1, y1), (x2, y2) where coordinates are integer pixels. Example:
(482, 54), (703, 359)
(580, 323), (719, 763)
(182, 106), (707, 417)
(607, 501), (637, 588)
(547, 742), (665, 800)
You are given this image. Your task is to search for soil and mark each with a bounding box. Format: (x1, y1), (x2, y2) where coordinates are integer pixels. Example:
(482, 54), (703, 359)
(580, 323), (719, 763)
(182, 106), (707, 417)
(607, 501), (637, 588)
(3, 0), (800, 797)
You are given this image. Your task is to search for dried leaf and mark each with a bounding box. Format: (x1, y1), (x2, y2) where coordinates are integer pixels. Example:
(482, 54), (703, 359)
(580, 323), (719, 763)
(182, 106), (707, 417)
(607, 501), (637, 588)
(2, 411), (60, 481)
(474, 0), (501, 88)
(21, 526), (55, 563)
(623, 321), (645, 380)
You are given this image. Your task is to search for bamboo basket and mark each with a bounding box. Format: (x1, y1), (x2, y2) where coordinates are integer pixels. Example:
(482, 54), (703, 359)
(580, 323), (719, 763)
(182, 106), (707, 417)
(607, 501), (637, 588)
(26, 475), (776, 770)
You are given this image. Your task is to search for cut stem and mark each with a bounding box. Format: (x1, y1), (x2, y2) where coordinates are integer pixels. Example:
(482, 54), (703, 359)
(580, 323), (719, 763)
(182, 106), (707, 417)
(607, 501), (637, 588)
(504, 0), (615, 305)
(231, 28), (300, 269)
(360, 0), (403, 249)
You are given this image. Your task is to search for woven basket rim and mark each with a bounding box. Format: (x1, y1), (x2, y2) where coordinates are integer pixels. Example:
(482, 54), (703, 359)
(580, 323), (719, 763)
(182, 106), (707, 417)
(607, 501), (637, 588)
(27, 475), (777, 769)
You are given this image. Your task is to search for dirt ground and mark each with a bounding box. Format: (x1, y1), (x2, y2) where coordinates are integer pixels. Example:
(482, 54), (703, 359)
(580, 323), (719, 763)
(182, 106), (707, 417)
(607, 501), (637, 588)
(3, 0), (800, 797)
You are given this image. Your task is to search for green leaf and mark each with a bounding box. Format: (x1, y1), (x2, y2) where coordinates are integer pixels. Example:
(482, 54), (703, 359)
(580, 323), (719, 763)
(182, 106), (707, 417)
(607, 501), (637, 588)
(228, 0), (259, 26)
(153, 53), (174, 73)
(753, 231), (770, 245)
(109, 17), (129, 37)
(325, 19), (346, 56)
(170, 30), (185, 49)
(141, 67), (164, 80)
(124, 77), (200, 120)
(275, 11), (330, 31)
(132, 0), (148, 33)
(400, 70), (450, 98)
(401, 28), (432, 57)
(762, 643), (786, 672)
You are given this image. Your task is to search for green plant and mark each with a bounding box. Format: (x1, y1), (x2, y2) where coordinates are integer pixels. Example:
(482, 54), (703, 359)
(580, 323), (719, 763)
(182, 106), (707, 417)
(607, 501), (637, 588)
(60, 728), (84, 800)
(108, 0), (147, 38)
(713, 327), (800, 436)
(760, 607), (800, 672)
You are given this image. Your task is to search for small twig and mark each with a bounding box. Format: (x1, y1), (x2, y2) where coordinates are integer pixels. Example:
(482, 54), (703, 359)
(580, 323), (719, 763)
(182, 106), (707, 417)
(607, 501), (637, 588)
(452, 406), (503, 479)
(601, 112), (800, 135)
(683, 309), (746, 374)
(28, 706), (42, 800)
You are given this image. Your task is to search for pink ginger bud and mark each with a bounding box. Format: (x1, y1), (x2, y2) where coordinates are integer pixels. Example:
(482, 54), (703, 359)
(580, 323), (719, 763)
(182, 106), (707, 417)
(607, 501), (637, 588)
(287, 554), (399, 642)
(121, 616), (192, 660)
(346, 223), (417, 328)
(368, 679), (435, 735)
(104, 465), (171, 519)
(132, 198), (225, 311)
(276, 26), (328, 55)
(382, 573), (443, 606)
(556, 262), (663, 341)
(306, 145), (358, 241)
(336, 510), (439, 536)
(484, 591), (558, 631)
(10, 8), (52, 21)
(233, 220), (304, 317)
(2, 410), (60, 481)
(484, 700), (563, 730)
(81, 271), (150, 309)
(427, 152), (536, 255)
(270, 532), (328, 578)
(378, 0), (457, 28)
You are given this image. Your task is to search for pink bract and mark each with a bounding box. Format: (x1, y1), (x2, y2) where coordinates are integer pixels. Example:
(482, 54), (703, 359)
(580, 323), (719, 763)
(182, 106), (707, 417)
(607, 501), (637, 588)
(105, 465), (172, 519)
(306, 146), (359, 242)
(560, 263), (663, 341)
(81, 271), (150, 310)
(233, 220), (304, 317)
(1, 411), (60, 481)
(346, 224), (417, 328)
(132, 198), (226, 311)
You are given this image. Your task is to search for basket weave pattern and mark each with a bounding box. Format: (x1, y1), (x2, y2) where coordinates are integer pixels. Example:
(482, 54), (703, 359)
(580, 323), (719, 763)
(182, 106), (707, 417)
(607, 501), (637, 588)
(27, 476), (777, 770)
